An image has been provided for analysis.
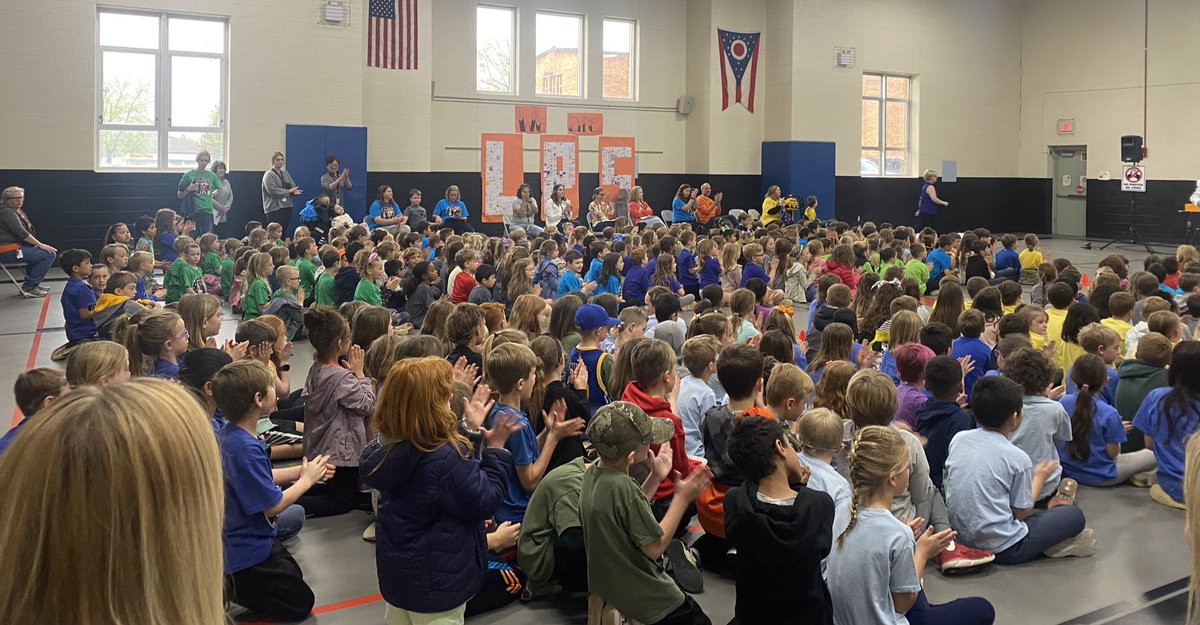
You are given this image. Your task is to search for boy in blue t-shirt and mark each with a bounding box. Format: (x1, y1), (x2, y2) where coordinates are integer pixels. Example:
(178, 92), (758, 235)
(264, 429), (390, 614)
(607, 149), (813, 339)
(993, 234), (1020, 279)
(484, 343), (583, 523)
(945, 376), (1093, 565)
(211, 360), (330, 622)
(557, 250), (591, 298)
(568, 304), (619, 414)
(60, 249), (98, 344)
(950, 309), (994, 397)
(926, 234), (958, 294)
(676, 232), (701, 299)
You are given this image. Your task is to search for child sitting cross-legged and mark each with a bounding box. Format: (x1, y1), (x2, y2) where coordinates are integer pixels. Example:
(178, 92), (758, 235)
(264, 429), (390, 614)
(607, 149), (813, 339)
(725, 415), (835, 625)
(1058, 354), (1157, 487)
(696, 344), (771, 569)
(830, 425), (996, 625)
(1004, 348), (1076, 506)
(579, 402), (714, 625)
(211, 360), (333, 622)
(844, 369), (994, 573)
(1132, 341), (1200, 509)
(914, 355), (976, 491)
(945, 376), (1095, 564)
(796, 407), (852, 578)
(677, 335), (722, 457)
(484, 342), (584, 523)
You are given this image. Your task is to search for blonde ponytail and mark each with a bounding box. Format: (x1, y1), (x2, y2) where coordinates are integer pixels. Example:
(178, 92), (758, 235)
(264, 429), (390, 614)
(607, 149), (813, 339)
(838, 425), (909, 547)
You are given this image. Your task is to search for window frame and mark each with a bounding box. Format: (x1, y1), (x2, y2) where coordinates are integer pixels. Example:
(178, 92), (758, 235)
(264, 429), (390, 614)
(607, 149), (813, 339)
(533, 10), (585, 99)
(475, 4), (518, 95)
(860, 72), (912, 178)
(601, 17), (637, 101)
(96, 9), (229, 172)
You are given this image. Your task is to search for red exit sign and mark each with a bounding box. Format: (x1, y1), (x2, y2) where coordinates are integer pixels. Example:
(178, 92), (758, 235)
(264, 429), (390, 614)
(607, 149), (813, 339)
(1057, 119), (1075, 135)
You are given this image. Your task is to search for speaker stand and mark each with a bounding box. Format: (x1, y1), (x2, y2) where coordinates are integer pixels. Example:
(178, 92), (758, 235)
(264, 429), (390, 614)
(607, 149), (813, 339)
(1099, 196), (1155, 254)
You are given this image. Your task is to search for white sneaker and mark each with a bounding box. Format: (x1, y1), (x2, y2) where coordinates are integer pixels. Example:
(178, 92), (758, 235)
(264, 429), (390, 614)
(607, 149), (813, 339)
(1044, 528), (1096, 558)
(362, 521), (376, 542)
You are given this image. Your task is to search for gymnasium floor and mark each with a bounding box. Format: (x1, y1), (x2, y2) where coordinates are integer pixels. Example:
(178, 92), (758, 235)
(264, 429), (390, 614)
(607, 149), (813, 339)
(0, 237), (1191, 625)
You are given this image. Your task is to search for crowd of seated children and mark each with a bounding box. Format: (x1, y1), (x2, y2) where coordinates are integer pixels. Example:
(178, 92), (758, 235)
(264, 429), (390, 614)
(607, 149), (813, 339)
(21, 199), (1200, 625)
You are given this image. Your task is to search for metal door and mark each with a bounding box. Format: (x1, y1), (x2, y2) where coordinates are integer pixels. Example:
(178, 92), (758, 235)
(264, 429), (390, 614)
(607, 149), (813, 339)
(1051, 147), (1087, 237)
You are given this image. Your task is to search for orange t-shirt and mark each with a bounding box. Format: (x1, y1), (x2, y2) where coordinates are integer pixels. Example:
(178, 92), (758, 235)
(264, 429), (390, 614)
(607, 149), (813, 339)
(695, 195), (718, 223)
(695, 406), (776, 538)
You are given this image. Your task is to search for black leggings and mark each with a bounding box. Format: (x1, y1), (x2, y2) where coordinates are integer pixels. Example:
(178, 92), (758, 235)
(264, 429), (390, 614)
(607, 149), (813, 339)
(227, 540), (314, 622)
(296, 465), (372, 517)
(464, 556), (526, 617)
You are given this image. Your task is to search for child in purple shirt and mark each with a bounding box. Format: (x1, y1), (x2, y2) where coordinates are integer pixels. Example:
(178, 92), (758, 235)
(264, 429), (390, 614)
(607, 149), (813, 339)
(892, 343), (934, 431)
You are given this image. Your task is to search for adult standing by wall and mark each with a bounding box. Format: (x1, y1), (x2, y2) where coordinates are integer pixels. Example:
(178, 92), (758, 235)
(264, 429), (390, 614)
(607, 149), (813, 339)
(916, 169), (949, 231)
(320, 155), (352, 210)
(761, 185), (783, 227)
(211, 161), (233, 228)
(672, 184), (697, 225)
(434, 185), (475, 234)
(177, 150), (221, 236)
(544, 184), (573, 231)
(367, 186), (409, 234)
(262, 152), (302, 231)
(627, 185), (665, 229)
(507, 184), (543, 236)
(0, 186), (56, 298)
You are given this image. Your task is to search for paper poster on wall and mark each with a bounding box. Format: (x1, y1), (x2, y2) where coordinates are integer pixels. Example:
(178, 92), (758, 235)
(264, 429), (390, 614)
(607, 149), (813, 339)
(598, 137), (636, 202)
(480, 133), (524, 223)
(515, 106), (547, 134)
(540, 134), (580, 220)
(567, 113), (604, 136)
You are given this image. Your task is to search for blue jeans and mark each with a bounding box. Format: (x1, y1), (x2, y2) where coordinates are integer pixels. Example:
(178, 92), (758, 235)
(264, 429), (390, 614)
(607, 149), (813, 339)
(993, 505), (1085, 564)
(192, 211), (214, 236)
(0, 245), (55, 289)
(907, 589), (995, 625)
(275, 504), (305, 541)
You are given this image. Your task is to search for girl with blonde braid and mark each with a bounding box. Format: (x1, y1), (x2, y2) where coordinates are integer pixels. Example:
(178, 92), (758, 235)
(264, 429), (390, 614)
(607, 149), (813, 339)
(829, 425), (995, 625)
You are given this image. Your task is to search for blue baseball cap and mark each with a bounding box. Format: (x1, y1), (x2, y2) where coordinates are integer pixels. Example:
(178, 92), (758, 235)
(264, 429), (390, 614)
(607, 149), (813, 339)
(575, 304), (620, 331)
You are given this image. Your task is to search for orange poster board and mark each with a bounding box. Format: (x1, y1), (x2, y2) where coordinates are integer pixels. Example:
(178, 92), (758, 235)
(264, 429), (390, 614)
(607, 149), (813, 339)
(515, 106), (547, 134)
(480, 133), (524, 224)
(567, 112), (604, 135)
(598, 137), (636, 202)
(540, 135), (580, 220)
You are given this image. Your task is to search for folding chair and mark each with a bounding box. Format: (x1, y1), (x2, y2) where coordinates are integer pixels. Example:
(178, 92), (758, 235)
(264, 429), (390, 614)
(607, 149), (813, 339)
(1, 263), (25, 295)
(660, 210), (673, 225)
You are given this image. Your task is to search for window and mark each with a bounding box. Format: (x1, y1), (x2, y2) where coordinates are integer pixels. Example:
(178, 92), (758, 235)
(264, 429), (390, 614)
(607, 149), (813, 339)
(476, 5), (516, 93)
(535, 13), (583, 97)
(97, 11), (227, 170)
(602, 19), (635, 99)
(861, 73), (911, 177)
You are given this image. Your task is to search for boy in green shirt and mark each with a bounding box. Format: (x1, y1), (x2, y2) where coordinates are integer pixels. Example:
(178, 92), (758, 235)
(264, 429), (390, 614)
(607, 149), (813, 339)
(177, 151), (220, 230)
(165, 239), (204, 304)
(580, 402), (712, 625)
(905, 242), (932, 295)
(294, 237), (318, 305)
(314, 248), (340, 308)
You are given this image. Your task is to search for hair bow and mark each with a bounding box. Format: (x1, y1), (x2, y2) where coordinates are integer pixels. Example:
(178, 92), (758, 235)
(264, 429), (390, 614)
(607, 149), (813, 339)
(775, 305), (794, 317)
(369, 252), (379, 263)
(872, 278), (902, 290)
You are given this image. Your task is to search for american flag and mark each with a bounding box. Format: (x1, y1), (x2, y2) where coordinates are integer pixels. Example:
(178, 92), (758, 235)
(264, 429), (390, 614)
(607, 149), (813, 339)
(368, 0), (417, 70)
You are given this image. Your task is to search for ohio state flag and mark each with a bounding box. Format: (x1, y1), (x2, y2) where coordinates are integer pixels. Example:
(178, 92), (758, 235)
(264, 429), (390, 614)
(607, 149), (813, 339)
(717, 29), (761, 112)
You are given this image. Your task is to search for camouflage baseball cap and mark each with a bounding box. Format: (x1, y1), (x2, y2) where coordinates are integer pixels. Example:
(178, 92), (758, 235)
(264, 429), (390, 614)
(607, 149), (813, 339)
(587, 401), (674, 459)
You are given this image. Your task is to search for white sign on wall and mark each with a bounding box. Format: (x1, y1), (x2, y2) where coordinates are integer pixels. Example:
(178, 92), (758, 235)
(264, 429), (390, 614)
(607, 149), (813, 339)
(1121, 164), (1146, 193)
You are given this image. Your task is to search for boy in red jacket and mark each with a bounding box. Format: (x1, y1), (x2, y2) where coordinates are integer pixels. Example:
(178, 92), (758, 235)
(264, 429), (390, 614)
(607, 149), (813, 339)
(449, 248), (479, 304)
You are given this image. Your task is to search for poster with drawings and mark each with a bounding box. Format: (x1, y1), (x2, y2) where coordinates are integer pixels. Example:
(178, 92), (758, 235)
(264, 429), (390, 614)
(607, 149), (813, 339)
(539, 135), (579, 220)
(598, 137), (636, 202)
(479, 133), (523, 223)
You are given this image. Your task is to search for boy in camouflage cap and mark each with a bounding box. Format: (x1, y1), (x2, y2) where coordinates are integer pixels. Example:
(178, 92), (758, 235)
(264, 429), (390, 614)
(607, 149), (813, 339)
(579, 402), (713, 625)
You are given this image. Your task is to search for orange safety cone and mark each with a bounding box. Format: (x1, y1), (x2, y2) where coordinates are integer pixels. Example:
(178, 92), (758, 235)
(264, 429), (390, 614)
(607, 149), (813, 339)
(1081, 273), (1091, 288)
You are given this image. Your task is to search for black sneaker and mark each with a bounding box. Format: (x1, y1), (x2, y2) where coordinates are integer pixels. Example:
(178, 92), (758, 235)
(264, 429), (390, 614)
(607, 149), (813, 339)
(665, 538), (704, 594)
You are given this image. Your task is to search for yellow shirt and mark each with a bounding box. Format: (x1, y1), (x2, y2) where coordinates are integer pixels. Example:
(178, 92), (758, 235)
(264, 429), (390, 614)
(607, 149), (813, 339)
(1100, 317), (1135, 361)
(1019, 249), (1044, 270)
(1061, 340), (1087, 373)
(1030, 331), (1048, 352)
(762, 197), (782, 226)
(1002, 303), (1018, 316)
(803, 206), (817, 221)
(1046, 307), (1068, 369)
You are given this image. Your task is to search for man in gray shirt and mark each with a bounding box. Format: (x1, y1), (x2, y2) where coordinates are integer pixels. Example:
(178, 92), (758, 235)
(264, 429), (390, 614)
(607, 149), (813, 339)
(320, 155), (352, 208)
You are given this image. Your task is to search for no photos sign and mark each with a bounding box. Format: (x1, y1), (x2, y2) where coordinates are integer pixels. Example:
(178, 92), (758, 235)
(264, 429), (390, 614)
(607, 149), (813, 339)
(1121, 164), (1146, 192)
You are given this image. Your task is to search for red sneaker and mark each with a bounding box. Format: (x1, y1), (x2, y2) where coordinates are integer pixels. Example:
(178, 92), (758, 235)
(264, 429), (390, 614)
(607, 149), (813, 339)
(937, 541), (995, 573)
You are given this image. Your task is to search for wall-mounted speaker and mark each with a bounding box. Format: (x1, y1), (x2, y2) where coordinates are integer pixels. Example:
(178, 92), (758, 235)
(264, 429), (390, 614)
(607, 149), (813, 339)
(676, 96), (694, 116)
(1121, 135), (1143, 163)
